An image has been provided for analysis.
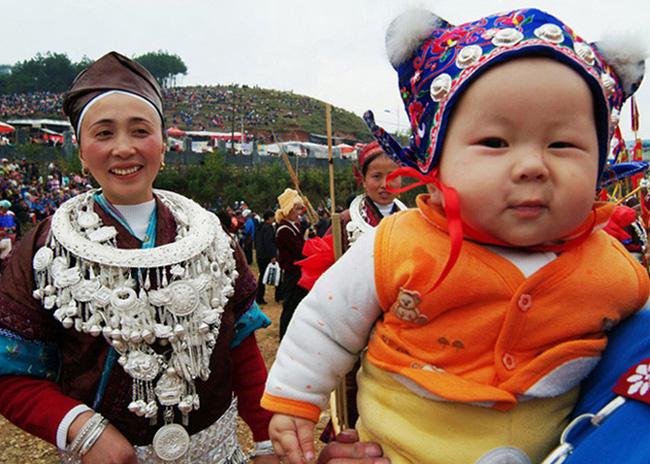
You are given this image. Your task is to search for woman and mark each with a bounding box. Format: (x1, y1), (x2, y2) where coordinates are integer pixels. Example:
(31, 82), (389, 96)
(275, 188), (308, 340)
(0, 52), (278, 463)
(298, 142), (406, 289)
(341, 142), (406, 250)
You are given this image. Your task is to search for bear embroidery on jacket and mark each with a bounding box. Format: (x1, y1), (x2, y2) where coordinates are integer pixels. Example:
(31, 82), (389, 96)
(393, 287), (428, 324)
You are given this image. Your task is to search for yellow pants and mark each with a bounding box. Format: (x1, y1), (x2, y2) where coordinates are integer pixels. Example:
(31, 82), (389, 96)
(356, 356), (578, 464)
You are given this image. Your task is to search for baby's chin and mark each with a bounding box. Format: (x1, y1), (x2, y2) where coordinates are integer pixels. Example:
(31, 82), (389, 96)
(501, 236), (566, 249)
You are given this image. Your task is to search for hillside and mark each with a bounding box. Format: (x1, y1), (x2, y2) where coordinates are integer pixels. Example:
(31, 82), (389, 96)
(0, 85), (375, 143)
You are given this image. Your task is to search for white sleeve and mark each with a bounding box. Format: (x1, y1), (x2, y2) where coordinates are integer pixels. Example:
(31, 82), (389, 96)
(265, 229), (382, 411)
(56, 404), (93, 449)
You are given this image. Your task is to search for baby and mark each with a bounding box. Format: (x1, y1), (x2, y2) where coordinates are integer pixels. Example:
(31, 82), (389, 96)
(262, 8), (648, 464)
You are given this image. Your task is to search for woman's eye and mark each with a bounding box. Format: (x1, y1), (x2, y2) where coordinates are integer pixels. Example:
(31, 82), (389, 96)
(480, 138), (507, 148)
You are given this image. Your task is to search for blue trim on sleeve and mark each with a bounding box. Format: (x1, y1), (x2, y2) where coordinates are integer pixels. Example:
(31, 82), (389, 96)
(231, 301), (271, 348)
(0, 329), (59, 381)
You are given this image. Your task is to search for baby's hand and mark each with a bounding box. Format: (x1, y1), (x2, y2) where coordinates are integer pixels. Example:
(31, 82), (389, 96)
(269, 413), (316, 464)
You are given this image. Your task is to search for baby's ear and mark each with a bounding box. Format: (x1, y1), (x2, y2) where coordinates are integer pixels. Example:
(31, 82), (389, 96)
(426, 183), (444, 206)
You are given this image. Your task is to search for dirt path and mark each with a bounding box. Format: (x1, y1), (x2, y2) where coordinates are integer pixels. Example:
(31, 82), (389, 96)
(0, 283), (329, 462)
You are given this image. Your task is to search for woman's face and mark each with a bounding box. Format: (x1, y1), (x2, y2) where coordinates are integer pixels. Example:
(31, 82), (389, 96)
(363, 154), (402, 205)
(79, 93), (165, 205)
(287, 203), (304, 222)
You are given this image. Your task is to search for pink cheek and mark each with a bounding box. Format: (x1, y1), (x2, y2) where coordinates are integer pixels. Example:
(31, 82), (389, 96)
(137, 137), (164, 155)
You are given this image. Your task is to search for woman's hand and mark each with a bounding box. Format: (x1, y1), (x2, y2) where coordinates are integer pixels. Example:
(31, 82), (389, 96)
(81, 423), (137, 464)
(68, 412), (136, 464)
(317, 429), (390, 464)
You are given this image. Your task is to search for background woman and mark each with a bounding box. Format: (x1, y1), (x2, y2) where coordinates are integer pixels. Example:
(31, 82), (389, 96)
(274, 188), (308, 340)
(340, 142), (406, 250)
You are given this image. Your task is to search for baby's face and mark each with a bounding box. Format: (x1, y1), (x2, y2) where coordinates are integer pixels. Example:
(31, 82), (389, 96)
(433, 57), (599, 247)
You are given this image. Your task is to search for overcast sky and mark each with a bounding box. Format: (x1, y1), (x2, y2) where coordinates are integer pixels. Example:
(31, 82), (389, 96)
(3, 0), (649, 140)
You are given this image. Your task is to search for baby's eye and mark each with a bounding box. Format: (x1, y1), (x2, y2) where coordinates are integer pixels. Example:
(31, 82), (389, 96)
(479, 138), (507, 148)
(548, 142), (574, 149)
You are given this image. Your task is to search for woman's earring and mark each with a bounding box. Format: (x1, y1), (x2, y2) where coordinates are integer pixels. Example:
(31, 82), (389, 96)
(160, 162), (166, 171)
(82, 167), (90, 177)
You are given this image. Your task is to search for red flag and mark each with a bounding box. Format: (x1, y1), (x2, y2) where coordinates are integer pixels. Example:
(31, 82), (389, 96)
(612, 125), (627, 163)
(634, 139), (643, 161)
(631, 96), (640, 133)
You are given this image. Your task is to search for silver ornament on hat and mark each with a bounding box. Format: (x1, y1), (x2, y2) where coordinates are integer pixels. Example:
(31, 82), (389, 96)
(534, 23), (564, 44)
(430, 73), (452, 102)
(492, 28), (524, 47)
(456, 45), (482, 69)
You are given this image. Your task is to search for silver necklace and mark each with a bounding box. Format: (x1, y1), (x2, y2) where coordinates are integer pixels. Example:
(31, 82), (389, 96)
(33, 189), (237, 456)
(346, 194), (407, 244)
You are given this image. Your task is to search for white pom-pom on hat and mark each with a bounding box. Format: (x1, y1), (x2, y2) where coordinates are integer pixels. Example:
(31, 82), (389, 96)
(595, 34), (647, 98)
(386, 9), (445, 68)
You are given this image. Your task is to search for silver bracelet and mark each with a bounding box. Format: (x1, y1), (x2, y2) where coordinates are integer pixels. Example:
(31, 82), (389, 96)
(68, 413), (107, 456)
(78, 417), (108, 456)
(249, 440), (275, 457)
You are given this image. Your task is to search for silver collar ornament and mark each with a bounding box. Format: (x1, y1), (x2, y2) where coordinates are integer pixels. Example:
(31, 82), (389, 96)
(32, 189), (237, 444)
(346, 194), (407, 244)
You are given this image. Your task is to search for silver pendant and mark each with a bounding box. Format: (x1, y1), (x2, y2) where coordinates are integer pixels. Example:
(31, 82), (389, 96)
(152, 423), (190, 461)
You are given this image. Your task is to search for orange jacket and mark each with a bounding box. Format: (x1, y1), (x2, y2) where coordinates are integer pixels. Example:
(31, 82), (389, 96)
(370, 199), (649, 410)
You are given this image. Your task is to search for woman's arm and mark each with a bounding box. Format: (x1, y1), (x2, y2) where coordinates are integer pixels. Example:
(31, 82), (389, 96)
(230, 332), (273, 441)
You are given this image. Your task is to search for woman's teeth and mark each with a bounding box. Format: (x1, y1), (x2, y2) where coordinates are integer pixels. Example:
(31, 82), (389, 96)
(111, 166), (141, 176)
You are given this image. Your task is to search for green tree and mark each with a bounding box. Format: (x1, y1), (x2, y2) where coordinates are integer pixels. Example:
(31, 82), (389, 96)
(6, 52), (78, 93)
(134, 51), (187, 88)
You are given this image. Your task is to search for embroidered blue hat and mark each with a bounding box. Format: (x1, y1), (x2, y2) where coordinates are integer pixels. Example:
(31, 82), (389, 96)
(365, 8), (646, 180)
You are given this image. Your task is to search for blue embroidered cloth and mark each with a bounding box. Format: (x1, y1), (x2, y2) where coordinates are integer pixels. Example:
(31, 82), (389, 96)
(0, 328), (59, 380)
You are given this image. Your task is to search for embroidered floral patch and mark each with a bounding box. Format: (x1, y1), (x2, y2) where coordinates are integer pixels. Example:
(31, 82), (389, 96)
(613, 357), (650, 404)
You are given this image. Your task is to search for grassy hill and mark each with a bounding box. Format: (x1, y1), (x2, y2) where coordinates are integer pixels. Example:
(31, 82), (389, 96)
(165, 85), (374, 143)
(1, 85), (375, 143)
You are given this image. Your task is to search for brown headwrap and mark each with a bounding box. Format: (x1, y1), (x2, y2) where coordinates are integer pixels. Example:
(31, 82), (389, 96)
(62, 51), (164, 135)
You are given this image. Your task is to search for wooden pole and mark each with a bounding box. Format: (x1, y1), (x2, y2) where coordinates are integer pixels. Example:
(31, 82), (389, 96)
(230, 87), (236, 154)
(272, 132), (318, 224)
(326, 104), (347, 433)
(327, 104), (336, 214)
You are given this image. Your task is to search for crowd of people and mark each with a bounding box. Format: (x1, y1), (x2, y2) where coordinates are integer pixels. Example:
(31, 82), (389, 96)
(0, 157), (91, 270)
(0, 91), (63, 119)
(165, 85), (320, 134)
(1, 85), (321, 136)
